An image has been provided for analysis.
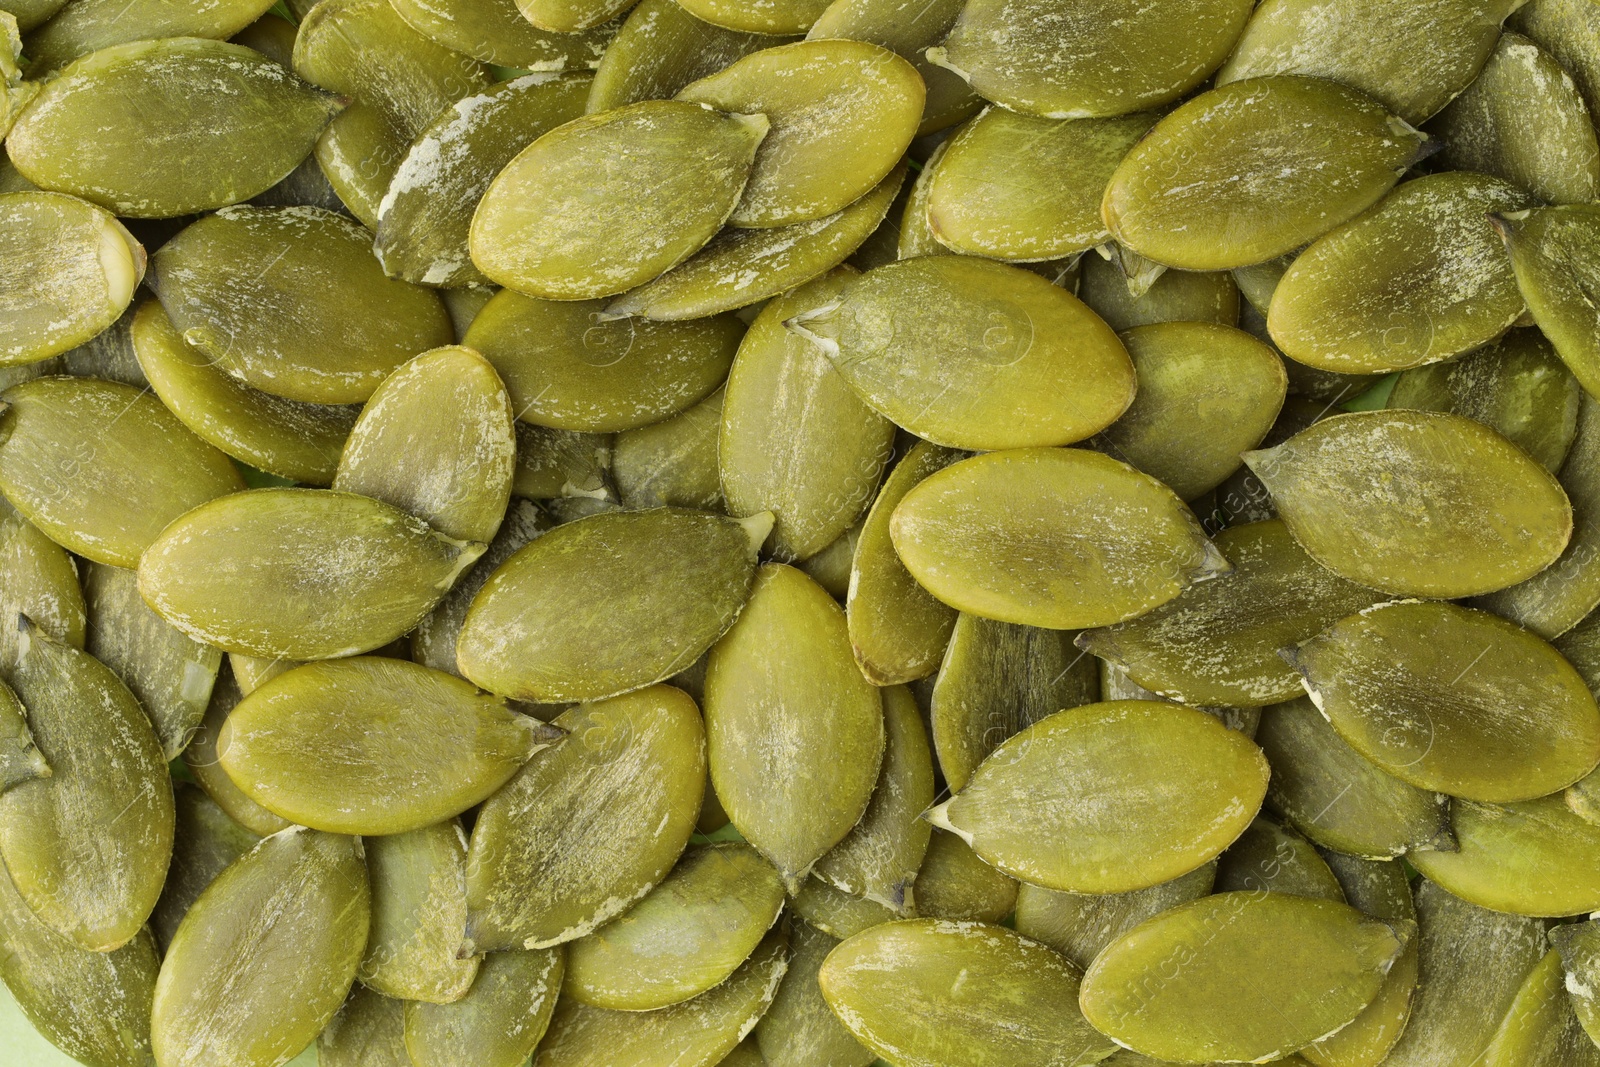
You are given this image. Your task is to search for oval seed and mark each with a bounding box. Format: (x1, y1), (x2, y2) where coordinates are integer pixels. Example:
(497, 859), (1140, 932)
(1014, 863), (1216, 970)
(1511, 0), (1600, 116)
(151, 828), (370, 1067)
(149, 783), (260, 954)
(1077, 253), (1241, 332)
(895, 140), (947, 259)
(361, 821), (479, 1004)
(612, 388), (723, 511)
(819, 919), (1116, 1067)
(1478, 947), (1600, 1067)
(910, 828), (1018, 924)
(181, 665), (292, 838)
(0, 495), (85, 676)
(319, 986), (410, 1067)
(1103, 76), (1427, 270)
(790, 874), (899, 939)
(1213, 816), (1346, 900)
(1410, 794), (1600, 917)
(1497, 204), (1600, 400)
(790, 256), (1134, 450)
(805, 0), (977, 134)
(404, 947), (564, 1067)
(705, 564), (885, 889)
(389, 0), (616, 69)
(565, 843), (786, 1010)
(891, 448), (1228, 629)
(1243, 409), (1572, 597)
(149, 206), (453, 404)
(929, 700), (1268, 893)
(755, 919), (873, 1067)
(676, 0), (826, 33)
(1550, 920), (1600, 1049)
(517, 0), (629, 32)
(24, 0), (280, 73)
(587, 0), (788, 114)
(0, 676), (46, 793)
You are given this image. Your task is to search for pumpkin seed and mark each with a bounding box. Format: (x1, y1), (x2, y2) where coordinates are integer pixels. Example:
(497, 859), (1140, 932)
(1479, 947), (1600, 1067)
(139, 488), (483, 660)
(227, 653), (300, 698)
(404, 946), (564, 1067)
(149, 206), (454, 404)
(587, 0), (790, 113)
(819, 918), (1116, 1067)
(457, 508), (763, 702)
(514, 422), (615, 501)
(0, 675), (46, 792)
(910, 828), (1018, 924)
(0, 495), (85, 676)
(1510, 0), (1600, 117)
(1103, 76), (1427, 271)
(1100, 661), (1264, 740)
(612, 388), (723, 511)
(565, 842), (786, 1010)
(929, 700), (1268, 893)
(755, 919), (874, 1067)
(805, 0), (976, 134)
(1213, 815), (1346, 901)
(361, 820), (479, 1004)
(24, 0), (278, 73)
(890, 448), (1227, 629)
(149, 783), (260, 954)
(1014, 862), (1216, 971)
(151, 828), (370, 1067)
(676, 0), (827, 33)
(181, 664), (292, 837)
(464, 288), (743, 432)
(1410, 794), (1600, 916)
(373, 74), (592, 288)
(894, 140), (947, 259)
(1243, 409), (1572, 597)
(705, 563), (884, 889)
(3, 0), (65, 31)
(675, 40), (922, 227)
(219, 656), (559, 835)
(788, 256), (1134, 449)
(789, 874), (901, 939)
(1077, 252), (1241, 333)
(390, 0), (617, 69)
(1497, 204), (1600, 402)
(1550, 919), (1600, 1049)
(319, 986), (411, 1067)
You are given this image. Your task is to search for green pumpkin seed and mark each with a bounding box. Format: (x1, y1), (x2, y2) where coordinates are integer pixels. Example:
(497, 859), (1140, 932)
(928, 0), (1251, 119)
(0, 675), (46, 792)
(458, 508), (763, 702)
(587, 0), (790, 114)
(533, 927), (788, 1067)
(755, 920), (873, 1067)
(1100, 660), (1264, 740)
(1268, 172), (1531, 374)
(4, 0), (64, 31)
(894, 140), (947, 259)
(149, 783), (260, 954)
(0, 859), (158, 1067)
(1213, 815), (1346, 901)
(1550, 920), (1600, 1049)
(514, 421), (614, 500)
(1243, 409), (1572, 597)
(1479, 947), (1600, 1067)
(319, 986), (411, 1067)
(930, 612), (1098, 794)
(846, 439), (961, 686)
(1, 620), (172, 951)
(219, 657), (559, 835)
(311, 103), (414, 229)
(24, 0), (278, 73)
(1082, 892), (1407, 1064)
(1014, 863), (1215, 971)
(517, 0), (629, 32)
(373, 74), (592, 288)
(790, 873), (900, 938)
(149, 206), (454, 404)
(1511, 0), (1600, 116)
(182, 664), (292, 837)
(8, 38), (341, 217)
(0, 191), (144, 366)
(819, 918), (1116, 1067)
(1570, 767), (1600, 824)
(612, 388), (723, 511)
(1076, 251), (1241, 333)
(464, 288), (743, 432)
(706, 563), (884, 889)
(805, 0), (977, 134)
(1410, 794), (1600, 916)
(227, 652), (300, 697)
(675, 0), (826, 33)
(472, 100), (768, 299)
(151, 828), (370, 1067)
(1289, 599), (1600, 803)
(465, 685), (705, 951)
(1216, 0), (1525, 124)
(812, 685), (933, 911)
(566, 843), (786, 1010)
(890, 448), (1227, 629)
(1254, 697), (1455, 859)
(676, 40), (922, 227)
(1382, 875), (1547, 1067)
(390, 0), (616, 68)
(1103, 77), (1427, 271)
(789, 257), (1134, 449)
(0, 495), (84, 676)
(83, 560), (221, 761)
(929, 700), (1268, 893)
(720, 271), (895, 561)
(404, 946), (564, 1067)
(910, 827), (1018, 924)
(1497, 204), (1600, 401)
(361, 820), (479, 1003)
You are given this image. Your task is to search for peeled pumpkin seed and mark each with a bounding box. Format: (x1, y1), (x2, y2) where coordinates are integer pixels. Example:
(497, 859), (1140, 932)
(1013, 862), (1216, 971)
(149, 206), (453, 404)
(929, 700), (1269, 893)
(790, 873), (900, 938)
(1082, 893), (1407, 1064)
(24, 0), (276, 73)
(533, 927), (788, 1067)
(819, 918), (1116, 1067)
(1, 620), (173, 952)
(83, 560), (221, 761)
(389, 0), (616, 69)
(1409, 794), (1600, 916)
(586, 0), (789, 114)
(7, 38), (341, 217)
(755, 919), (873, 1067)
(1478, 947), (1600, 1067)
(720, 270), (895, 561)
(319, 986), (411, 1067)
(464, 686), (704, 952)
(3, 0), (65, 31)
(457, 507), (762, 702)
(150, 783), (260, 953)
(1254, 697), (1455, 859)
(930, 612), (1099, 794)
(675, 39), (922, 227)
(0, 675), (46, 792)
(1078, 520), (1384, 708)
(181, 665), (291, 838)
(910, 827), (1018, 924)
(360, 821), (478, 1004)
(1550, 920), (1600, 1048)
(1103, 76), (1427, 271)
(464, 288), (743, 432)
(565, 842), (786, 1010)
(516, 0), (628, 32)
(704, 563), (885, 889)
(890, 448), (1227, 629)
(0, 495), (84, 676)
(612, 388), (722, 511)
(894, 140), (947, 259)
(805, 0), (976, 134)
(0, 861), (159, 1067)
(1511, 0), (1600, 116)
(797, 511), (859, 596)
(1078, 254), (1241, 333)
(0, 375), (244, 567)
(471, 100), (768, 299)
(404, 946), (564, 1067)
(675, 0), (826, 33)
(1268, 172), (1532, 374)
(0, 191), (143, 366)
(1243, 409), (1573, 597)
(789, 256), (1133, 449)
(513, 421), (613, 501)
(1213, 815), (1346, 901)
(226, 653), (299, 697)
(373, 74), (592, 288)
(151, 828), (370, 1067)
(1289, 599), (1600, 803)
(1498, 204), (1600, 401)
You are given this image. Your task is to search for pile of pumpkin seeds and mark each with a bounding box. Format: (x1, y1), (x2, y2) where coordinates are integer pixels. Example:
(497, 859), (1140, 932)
(7, 0), (1600, 1062)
